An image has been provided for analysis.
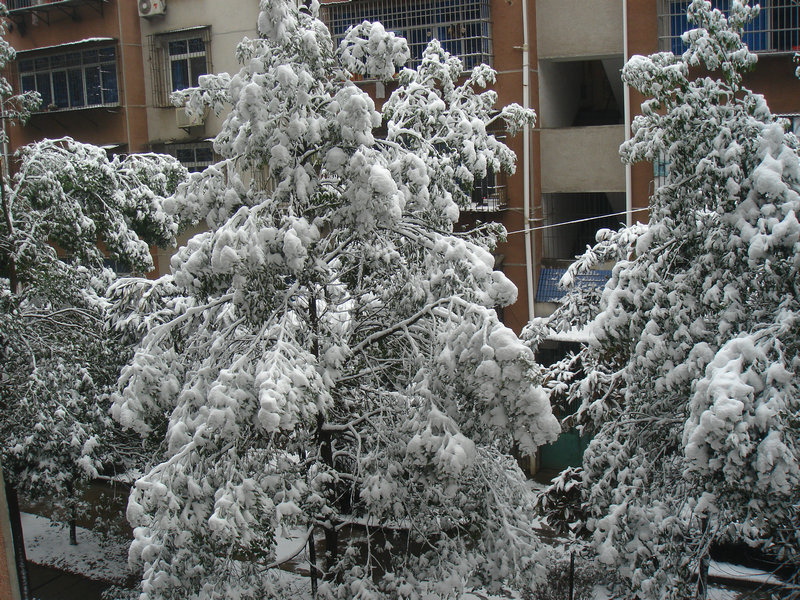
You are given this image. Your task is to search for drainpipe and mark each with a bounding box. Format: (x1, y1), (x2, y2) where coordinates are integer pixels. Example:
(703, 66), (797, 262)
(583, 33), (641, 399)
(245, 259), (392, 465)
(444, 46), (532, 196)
(521, 0), (535, 321)
(117, 0), (133, 151)
(623, 0), (633, 226)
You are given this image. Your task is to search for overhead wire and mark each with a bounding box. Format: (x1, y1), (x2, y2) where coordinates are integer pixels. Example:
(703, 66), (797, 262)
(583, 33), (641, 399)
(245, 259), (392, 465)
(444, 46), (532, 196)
(504, 207), (651, 236)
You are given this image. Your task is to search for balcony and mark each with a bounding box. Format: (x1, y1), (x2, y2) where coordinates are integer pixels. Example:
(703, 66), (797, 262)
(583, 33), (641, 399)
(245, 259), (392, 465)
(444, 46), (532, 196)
(466, 171), (507, 212)
(659, 0), (800, 54)
(321, 0), (493, 70)
(7, 0), (107, 32)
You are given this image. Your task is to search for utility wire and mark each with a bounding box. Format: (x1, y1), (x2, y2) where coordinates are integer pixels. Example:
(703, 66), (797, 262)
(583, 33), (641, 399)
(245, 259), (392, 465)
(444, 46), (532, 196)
(505, 207), (651, 236)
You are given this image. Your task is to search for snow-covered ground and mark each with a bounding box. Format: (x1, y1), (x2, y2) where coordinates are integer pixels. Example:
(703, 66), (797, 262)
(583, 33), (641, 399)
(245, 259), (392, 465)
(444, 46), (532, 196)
(22, 512), (130, 584)
(21, 512), (781, 599)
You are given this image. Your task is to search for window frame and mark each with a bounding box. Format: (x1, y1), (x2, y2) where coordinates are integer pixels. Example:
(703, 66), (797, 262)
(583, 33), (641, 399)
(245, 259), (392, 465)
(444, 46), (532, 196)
(149, 27), (212, 108)
(164, 141), (215, 173)
(18, 43), (120, 112)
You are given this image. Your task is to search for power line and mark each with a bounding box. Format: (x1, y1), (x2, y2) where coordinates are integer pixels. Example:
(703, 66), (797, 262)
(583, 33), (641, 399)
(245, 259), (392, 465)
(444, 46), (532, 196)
(505, 207), (650, 236)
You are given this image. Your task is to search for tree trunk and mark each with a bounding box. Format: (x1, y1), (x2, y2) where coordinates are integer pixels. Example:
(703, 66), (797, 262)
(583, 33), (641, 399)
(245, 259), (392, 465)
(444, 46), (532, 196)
(308, 528), (318, 598)
(69, 519), (77, 546)
(696, 551), (709, 600)
(309, 294), (339, 578)
(5, 484), (30, 600)
(569, 549), (575, 600)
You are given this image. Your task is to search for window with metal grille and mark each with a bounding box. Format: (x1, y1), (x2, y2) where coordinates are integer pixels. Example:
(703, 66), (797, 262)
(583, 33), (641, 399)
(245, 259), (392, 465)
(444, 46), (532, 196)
(468, 170), (507, 212)
(321, 0), (492, 70)
(149, 27), (211, 107)
(18, 45), (119, 111)
(165, 142), (214, 172)
(658, 0), (800, 54)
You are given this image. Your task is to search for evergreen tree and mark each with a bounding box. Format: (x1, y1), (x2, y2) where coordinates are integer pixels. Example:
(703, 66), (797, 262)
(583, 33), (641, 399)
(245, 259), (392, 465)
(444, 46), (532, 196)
(112, 1), (560, 598)
(533, 2), (800, 597)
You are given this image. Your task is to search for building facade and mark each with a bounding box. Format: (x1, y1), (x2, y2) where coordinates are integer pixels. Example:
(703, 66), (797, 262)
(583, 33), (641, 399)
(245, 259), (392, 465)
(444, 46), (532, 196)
(5, 0), (149, 154)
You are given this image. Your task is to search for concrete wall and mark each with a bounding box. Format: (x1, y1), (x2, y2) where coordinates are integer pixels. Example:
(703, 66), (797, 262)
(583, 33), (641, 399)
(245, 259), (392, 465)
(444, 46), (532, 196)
(139, 0), (261, 145)
(539, 125), (625, 193)
(536, 0), (623, 60)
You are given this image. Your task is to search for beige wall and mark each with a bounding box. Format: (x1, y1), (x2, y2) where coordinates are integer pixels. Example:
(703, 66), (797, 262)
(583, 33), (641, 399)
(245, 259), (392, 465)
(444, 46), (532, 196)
(139, 0), (261, 145)
(539, 125), (625, 193)
(536, 0), (623, 60)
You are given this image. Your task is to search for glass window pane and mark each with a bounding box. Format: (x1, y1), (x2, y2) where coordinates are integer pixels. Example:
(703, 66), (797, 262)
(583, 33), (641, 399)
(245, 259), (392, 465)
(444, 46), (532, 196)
(101, 63), (118, 104)
(34, 57), (49, 70)
(188, 37), (205, 53)
(168, 40), (188, 56)
(52, 71), (68, 108)
(190, 56), (207, 87)
(35, 73), (52, 106)
(85, 66), (101, 104)
(98, 47), (116, 62)
(21, 75), (35, 93)
(195, 147), (213, 162)
(68, 69), (84, 107)
(50, 55), (66, 68)
(176, 148), (194, 162)
(171, 58), (189, 91)
(82, 49), (99, 64)
(65, 52), (82, 67)
(19, 59), (33, 72)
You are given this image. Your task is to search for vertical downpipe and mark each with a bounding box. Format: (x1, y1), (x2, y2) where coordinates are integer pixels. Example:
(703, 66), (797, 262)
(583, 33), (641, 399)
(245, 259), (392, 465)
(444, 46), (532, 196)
(623, 0), (633, 226)
(521, 0), (535, 321)
(117, 0), (133, 150)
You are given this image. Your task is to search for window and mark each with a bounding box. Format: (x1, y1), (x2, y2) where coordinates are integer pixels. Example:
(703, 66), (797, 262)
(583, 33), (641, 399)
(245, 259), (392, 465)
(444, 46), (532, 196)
(19, 45), (119, 111)
(165, 142), (214, 172)
(321, 0), (492, 70)
(659, 0), (800, 54)
(149, 28), (211, 107)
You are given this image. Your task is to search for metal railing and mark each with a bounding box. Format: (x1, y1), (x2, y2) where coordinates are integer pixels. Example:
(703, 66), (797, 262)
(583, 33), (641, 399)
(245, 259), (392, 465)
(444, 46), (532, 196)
(466, 171), (507, 212)
(321, 0), (493, 70)
(659, 0), (800, 54)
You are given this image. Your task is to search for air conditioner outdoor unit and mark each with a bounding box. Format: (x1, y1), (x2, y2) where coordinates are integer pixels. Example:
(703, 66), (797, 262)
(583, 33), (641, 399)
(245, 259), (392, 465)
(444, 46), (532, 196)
(139, 0), (166, 18)
(176, 107), (205, 130)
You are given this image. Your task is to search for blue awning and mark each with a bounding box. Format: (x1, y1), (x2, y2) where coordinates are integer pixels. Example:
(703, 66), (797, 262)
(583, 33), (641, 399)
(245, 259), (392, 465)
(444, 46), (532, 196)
(535, 268), (612, 303)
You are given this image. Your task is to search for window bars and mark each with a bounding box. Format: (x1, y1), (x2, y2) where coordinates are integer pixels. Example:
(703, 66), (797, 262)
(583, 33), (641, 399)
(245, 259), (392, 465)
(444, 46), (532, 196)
(148, 27), (211, 108)
(468, 170), (507, 212)
(658, 0), (800, 54)
(164, 141), (214, 173)
(18, 45), (119, 111)
(321, 0), (493, 70)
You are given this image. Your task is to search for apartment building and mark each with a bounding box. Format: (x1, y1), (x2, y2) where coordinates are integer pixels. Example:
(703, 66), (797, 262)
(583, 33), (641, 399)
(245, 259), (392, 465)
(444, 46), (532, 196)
(4, 0), (148, 153)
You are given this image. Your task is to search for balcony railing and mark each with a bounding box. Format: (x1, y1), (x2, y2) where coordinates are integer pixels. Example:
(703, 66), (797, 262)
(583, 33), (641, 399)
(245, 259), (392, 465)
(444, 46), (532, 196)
(321, 0), (493, 70)
(466, 171), (507, 212)
(659, 0), (800, 54)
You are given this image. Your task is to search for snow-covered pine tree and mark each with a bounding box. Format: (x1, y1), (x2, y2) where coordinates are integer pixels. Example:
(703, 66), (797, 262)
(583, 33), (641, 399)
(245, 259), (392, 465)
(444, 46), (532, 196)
(532, 1), (800, 597)
(111, 1), (560, 598)
(0, 135), (186, 534)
